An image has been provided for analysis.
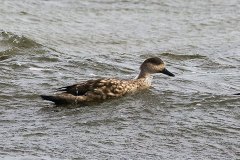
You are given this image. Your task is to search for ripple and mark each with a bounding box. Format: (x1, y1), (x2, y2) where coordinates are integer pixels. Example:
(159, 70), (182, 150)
(161, 52), (207, 60)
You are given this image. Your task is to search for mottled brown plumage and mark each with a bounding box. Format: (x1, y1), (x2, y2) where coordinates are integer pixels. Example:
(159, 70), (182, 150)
(41, 57), (175, 105)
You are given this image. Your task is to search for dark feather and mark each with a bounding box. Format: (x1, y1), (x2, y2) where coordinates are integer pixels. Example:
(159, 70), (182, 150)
(57, 79), (107, 96)
(40, 95), (67, 105)
(41, 94), (84, 105)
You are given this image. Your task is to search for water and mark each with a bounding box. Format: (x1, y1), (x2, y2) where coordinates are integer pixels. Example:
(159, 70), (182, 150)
(0, 0), (239, 159)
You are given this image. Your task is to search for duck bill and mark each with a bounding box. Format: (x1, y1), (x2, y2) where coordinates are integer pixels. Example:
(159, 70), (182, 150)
(161, 68), (175, 77)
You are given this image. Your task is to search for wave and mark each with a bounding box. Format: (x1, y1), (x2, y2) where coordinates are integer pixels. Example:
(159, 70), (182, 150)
(161, 52), (207, 60)
(0, 31), (42, 61)
(0, 31), (41, 48)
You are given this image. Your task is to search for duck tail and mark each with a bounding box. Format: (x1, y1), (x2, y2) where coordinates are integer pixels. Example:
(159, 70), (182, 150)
(41, 95), (59, 104)
(41, 95), (54, 101)
(40, 95), (71, 105)
(40, 94), (87, 105)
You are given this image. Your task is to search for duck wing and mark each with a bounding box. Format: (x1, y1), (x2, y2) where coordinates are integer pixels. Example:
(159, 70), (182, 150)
(58, 78), (132, 97)
(57, 79), (104, 96)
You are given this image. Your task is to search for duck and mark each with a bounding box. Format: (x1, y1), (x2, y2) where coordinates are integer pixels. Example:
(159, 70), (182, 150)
(41, 57), (175, 105)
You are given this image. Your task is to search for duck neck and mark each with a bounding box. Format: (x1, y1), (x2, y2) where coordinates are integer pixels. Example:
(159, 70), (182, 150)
(137, 70), (151, 79)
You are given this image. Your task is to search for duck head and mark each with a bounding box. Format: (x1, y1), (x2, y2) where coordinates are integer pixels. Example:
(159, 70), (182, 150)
(137, 57), (175, 79)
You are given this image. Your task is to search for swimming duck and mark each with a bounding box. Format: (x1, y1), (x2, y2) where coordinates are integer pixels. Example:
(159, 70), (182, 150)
(41, 57), (175, 105)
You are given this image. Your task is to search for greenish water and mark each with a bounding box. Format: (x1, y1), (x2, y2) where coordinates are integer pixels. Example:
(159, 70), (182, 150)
(0, 0), (239, 159)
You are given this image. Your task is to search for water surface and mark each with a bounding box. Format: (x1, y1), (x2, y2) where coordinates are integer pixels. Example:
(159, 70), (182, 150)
(0, 0), (239, 159)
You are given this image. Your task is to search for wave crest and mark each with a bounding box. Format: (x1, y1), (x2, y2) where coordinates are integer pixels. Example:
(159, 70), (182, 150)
(0, 31), (41, 49)
(0, 31), (42, 61)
